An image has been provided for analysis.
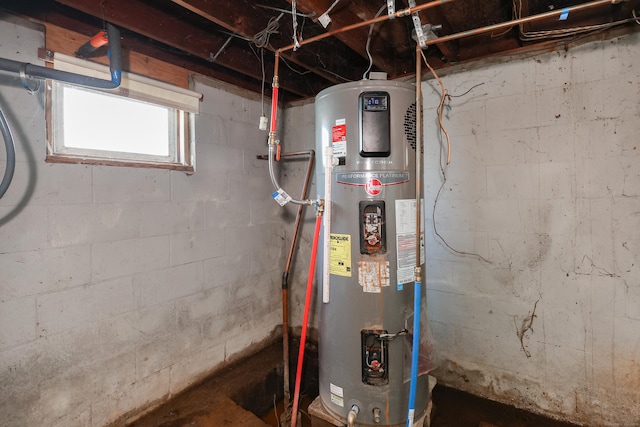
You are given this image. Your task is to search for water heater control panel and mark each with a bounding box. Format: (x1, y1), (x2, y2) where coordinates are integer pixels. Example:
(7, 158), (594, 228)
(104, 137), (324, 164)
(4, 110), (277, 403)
(359, 201), (386, 254)
(361, 329), (389, 386)
(359, 92), (390, 157)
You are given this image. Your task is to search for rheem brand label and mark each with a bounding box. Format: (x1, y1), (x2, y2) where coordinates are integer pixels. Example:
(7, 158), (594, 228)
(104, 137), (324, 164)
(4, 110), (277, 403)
(365, 178), (382, 196)
(336, 172), (409, 196)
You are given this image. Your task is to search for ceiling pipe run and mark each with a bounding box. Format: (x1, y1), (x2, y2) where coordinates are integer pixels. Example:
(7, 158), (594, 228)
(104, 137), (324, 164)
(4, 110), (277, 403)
(269, 0), (616, 149)
(421, 0), (617, 47)
(277, 0), (456, 55)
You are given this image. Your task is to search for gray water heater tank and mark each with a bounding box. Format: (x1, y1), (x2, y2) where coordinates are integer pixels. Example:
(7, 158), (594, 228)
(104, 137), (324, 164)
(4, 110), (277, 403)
(315, 79), (429, 426)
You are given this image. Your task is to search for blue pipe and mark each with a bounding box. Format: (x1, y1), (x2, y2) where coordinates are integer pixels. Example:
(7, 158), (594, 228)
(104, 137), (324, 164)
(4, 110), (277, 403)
(406, 280), (422, 427)
(0, 23), (121, 89)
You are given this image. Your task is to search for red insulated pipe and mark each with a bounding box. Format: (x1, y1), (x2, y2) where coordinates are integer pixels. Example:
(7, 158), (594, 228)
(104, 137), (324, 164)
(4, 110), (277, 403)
(290, 212), (323, 427)
(270, 85), (279, 133)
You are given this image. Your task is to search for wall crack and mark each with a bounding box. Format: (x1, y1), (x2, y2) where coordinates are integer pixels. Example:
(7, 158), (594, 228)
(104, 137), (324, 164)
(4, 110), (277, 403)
(515, 297), (540, 358)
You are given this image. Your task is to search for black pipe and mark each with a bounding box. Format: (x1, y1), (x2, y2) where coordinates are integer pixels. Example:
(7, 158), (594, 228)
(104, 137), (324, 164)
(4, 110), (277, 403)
(0, 23), (122, 89)
(0, 23), (122, 199)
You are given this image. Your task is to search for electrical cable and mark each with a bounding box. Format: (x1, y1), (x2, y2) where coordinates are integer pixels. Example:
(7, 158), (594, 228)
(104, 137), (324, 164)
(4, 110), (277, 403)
(363, 3), (388, 80)
(431, 166), (493, 265)
(279, 56), (312, 75)
(260, 48), (266, 118)
(448, 82), (485, 98)
(514, 0), (640, 41)
(0, 105), (16, 200)
(292, 0), (301, 50)
(253, 13), (284, 49)
(420, 50), (450, 164)
(320, 0), (341, 19)
(255, 4), (315, 17)
(210, 32), (235, 62)
(421, 52), (493, 265)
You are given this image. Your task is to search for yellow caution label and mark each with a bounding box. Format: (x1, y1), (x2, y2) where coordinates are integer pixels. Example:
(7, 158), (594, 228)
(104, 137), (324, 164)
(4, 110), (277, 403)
(329, 233), (352, 277)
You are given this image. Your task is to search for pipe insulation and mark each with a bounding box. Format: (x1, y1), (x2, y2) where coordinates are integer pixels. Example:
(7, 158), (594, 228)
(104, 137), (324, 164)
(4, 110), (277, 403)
(0, 23), (121, 89)
(0, 23), (122, 200)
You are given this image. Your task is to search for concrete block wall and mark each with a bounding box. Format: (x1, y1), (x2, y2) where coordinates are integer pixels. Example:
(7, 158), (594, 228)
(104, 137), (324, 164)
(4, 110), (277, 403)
(422, 33), (640, 426)
(0, 15), (284, 426)
(279, 101), (320, 331)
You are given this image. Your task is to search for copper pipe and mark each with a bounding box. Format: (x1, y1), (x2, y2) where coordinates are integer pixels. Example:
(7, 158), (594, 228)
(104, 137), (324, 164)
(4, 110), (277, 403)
(284, 153), (315, 275)
(274, 51), (281, 82)
(256, 150), (317, 160)
(415, 44), (423, 277)
(257, 149), (315, 411)
(277, 0), (455, 55)
(422, 0), (614, 47)
(282, 287), (290, 409)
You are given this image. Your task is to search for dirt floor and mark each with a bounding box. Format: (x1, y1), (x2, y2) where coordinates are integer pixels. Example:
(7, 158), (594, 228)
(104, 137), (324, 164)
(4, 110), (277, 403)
(127, 340), (583, 427)
(429, 385), (581, 427)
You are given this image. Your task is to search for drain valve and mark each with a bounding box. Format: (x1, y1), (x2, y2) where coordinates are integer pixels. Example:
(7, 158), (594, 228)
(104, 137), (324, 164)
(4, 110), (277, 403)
(373, 407), (382, 423)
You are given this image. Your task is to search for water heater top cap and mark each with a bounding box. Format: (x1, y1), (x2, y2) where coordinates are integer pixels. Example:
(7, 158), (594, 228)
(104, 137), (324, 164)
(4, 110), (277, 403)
(315, 79), (415, 105)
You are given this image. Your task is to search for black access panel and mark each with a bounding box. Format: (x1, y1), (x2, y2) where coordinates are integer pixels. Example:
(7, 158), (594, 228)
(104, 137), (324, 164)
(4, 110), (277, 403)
(359, 92), (390, 157)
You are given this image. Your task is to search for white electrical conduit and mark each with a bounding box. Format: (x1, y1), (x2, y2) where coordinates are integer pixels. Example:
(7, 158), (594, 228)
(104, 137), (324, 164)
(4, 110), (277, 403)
(322, 145), (336, 303)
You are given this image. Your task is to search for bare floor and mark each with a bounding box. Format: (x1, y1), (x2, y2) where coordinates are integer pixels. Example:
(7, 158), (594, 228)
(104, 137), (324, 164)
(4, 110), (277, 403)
(128, 341), (582, 427)
(429, 386), (581, 427)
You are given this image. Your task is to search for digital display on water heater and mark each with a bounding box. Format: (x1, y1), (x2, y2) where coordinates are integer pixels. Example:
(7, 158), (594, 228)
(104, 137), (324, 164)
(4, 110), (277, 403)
(359, 91), (391, 157)
(363, 94), (388, 111)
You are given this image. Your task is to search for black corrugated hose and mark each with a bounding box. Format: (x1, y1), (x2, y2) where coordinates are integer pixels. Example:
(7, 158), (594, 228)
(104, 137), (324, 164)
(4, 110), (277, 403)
(0, 105), (15, 199)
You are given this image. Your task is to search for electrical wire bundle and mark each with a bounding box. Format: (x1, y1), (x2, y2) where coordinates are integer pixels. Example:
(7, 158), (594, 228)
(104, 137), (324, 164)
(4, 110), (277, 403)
(514, 0), (640, 41)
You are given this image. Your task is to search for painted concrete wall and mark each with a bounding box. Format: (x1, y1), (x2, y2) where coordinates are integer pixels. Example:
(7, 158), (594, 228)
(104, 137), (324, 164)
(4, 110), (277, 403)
(423, 33), (640, 426)
(0, 15), (283, 426)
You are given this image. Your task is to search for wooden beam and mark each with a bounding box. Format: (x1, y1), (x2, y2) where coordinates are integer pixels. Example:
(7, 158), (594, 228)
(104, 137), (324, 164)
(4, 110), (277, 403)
(169, 0), (364, 84)
(51, 0), (316, 97)
(287, 0), (410, 76)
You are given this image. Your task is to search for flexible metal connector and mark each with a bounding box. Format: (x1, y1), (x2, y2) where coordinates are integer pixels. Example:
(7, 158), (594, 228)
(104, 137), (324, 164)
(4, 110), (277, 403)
(267, 145), (320, 207)
(347, 404), (360, 427)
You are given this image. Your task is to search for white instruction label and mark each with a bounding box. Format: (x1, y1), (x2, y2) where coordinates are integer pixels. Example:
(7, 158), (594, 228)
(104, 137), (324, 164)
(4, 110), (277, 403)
(329, 382), (344, 407)
(358, 260), (390, 293)
(329, 383), (344, 397)
(395, 199), (425, 285)
(272, 188), (292, 206)
(332, 119), (347, 158)
(331, 393), (344, 407)
(329, 233), (352, 277)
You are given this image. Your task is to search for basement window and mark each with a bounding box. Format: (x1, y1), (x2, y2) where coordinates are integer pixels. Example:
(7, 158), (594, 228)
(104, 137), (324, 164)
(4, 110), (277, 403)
(46, 54), (201, 171)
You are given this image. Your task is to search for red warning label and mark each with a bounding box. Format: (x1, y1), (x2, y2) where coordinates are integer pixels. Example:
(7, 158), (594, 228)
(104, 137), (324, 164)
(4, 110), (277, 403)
(332, 124), (346, 143)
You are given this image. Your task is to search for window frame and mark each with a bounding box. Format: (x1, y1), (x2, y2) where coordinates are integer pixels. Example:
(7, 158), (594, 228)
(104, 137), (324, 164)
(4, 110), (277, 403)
(45, 53), (199, 172)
